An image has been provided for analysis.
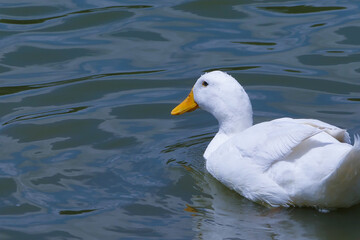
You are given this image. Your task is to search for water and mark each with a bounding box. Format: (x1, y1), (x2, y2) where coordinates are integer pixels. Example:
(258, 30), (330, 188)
(0, 0), (360, 239)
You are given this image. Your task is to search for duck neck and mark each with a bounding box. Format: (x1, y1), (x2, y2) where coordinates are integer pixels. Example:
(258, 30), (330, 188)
(219, 113), (252, 136)
(216, 100), (253, 136)
(204, 101), (253, 159)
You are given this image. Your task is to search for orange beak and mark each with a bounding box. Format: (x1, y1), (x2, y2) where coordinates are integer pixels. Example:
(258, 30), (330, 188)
(171, 89), (199, 115)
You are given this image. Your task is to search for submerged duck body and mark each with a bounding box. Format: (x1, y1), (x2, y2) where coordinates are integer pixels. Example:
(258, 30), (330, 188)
(171, 71), (360, 209)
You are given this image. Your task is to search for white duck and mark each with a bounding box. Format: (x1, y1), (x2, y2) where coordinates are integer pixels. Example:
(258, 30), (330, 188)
(171, 71), (360, 209)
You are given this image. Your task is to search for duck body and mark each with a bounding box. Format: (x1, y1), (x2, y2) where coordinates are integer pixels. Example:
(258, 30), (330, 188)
(171, 71), (360, 209)
(206, 117), (360, 208)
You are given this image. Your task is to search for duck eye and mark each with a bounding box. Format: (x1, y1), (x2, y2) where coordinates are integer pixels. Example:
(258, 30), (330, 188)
(202, 81), (208, 87)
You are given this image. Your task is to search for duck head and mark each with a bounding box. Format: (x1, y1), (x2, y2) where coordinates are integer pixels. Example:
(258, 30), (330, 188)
(171, 71), (253, 134)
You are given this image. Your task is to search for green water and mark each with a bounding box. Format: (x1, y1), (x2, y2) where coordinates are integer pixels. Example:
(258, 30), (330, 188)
(0, 0), (360, 239)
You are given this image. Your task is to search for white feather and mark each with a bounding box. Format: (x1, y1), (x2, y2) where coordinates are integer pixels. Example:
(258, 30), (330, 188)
(185, 71), (359, 209)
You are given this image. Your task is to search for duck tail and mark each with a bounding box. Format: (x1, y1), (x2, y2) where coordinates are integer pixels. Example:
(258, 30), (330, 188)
(320, 135), (360, 206)
(354, 134), (360, 151)
(329, 135), (360, 181)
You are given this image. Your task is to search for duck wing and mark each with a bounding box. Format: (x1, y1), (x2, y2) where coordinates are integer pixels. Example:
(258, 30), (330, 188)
(276, 118), (350, 144)
(232, 119), (322, 170)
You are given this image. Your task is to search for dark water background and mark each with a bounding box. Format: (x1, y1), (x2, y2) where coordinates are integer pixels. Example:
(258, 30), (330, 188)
(0, 0), (360, 239)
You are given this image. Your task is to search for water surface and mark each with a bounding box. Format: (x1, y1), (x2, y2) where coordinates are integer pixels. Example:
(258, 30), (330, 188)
(0, 0), (360, 239)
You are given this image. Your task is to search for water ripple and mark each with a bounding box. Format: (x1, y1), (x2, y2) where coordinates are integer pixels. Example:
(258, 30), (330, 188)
(0, 0), (359, 239)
